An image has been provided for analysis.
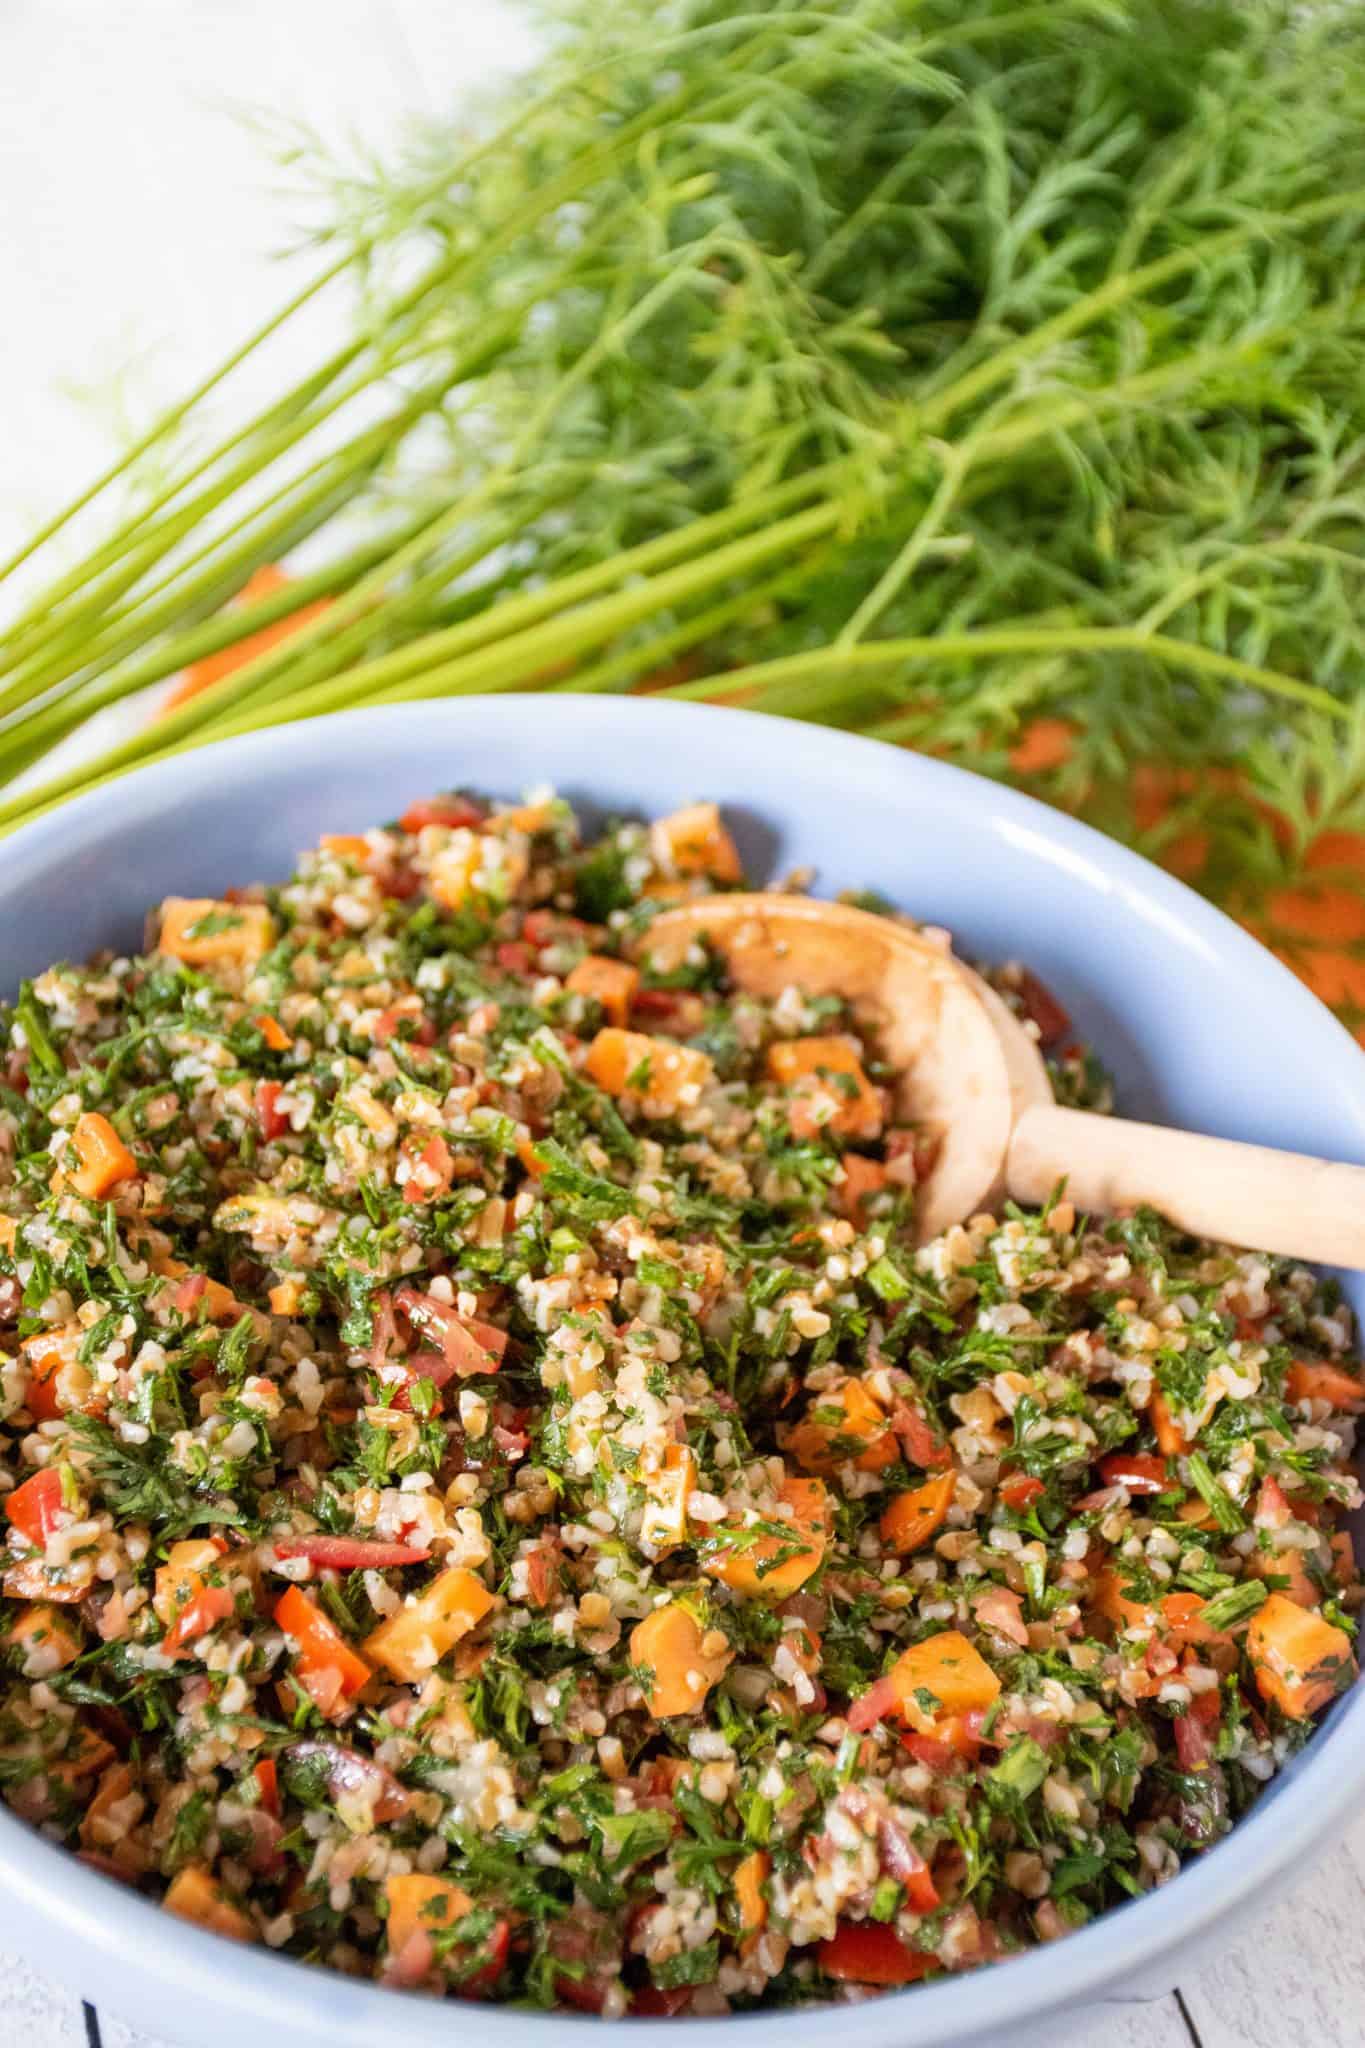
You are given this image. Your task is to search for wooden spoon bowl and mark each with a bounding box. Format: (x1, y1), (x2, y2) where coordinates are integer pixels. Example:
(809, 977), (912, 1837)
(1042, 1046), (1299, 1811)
(642, 893), (1015, 1241)
(646, 892), (1365, 1267)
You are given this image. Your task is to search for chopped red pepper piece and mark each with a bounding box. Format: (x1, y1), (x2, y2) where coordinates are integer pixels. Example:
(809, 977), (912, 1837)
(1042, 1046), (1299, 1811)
(818, 1920), (935, 1986)
(5, 1467), (65, 1549)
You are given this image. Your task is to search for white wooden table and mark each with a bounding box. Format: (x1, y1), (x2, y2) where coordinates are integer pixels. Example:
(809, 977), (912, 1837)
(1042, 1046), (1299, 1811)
(1, 5), (1363, 2043)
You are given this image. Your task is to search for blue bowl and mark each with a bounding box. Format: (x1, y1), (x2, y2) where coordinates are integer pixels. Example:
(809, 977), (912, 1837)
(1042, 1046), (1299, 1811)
(3, 697), (1363, 2048)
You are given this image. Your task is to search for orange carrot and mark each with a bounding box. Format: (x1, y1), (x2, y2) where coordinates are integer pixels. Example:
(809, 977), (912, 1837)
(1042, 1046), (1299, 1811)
(1285, 1360), (1365, 1410)
(6, 1602), (82, 1671)
(1148, 1389), (1190, 1457)
(650, 802), (742, 882)
(251, 1012), (292, 1052)
(734, 1850), (770, 1952)
(158, 897), (275, 965)
(706, 1475), (831, 1600)
(268, 1278), (305, 1317)
(834, 1152), (890, 1228)
(765, 1035), (882, 1140)
(879, 1471), (957, 1556)
(630, 1602), (732, 1717)
(385, 1873), (474, 1955)
(1246, 1591), (1355, 1718)
(164, 1864), (254, 1942)
(583, 1027), (713, 1114)
(68, 1112), (138, 1199)
(883, 1629), (1001, 1732)
(363, 1567), (493, 1683)
(319, 833), (372, 863)
(641, 1444), (695, 1554)
(161, 565), (330, 713)
(565, 955), (640, 1026)
(785, 1380), (896, 1475)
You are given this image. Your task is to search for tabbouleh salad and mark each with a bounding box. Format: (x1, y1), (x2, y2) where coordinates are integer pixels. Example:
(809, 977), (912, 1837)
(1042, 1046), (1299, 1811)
(0, 790), (1360, 2015)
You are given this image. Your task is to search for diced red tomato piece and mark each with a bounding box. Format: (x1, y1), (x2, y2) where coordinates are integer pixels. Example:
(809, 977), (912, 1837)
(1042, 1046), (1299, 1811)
(877, 1816), (940, 1912)
(394, 1286), (508, 1376)
(256, 1081), (289, 1141)
(632, 1986), (691, 2017)
(845, 1674), (900, 1733)
(818, 1921), (935, 1986)
(998, 1473), (1044, 1512)
(524, 1543), (560, 1608)
(1097, 1452), (1169, 1496)
(400, 796), (485, 833)
(401, 1133), (457, 1205)
(890, 1399), (953, 1470)
(254, 1757), (280, 1818)
(555, 1975), (610, 2013)
(162, 1585), (235, 1657)
(521, 910), (589, 951)
(459, 1918), (511, 1997)
(495, 941), (535, 977)
(5, 1468), (65, 1549)
(374, 1001), (436, 1046)
(1190, 1685), (1223, 1727)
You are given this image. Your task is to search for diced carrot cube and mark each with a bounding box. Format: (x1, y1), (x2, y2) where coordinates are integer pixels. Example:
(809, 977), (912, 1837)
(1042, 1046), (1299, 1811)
(158, 898), (275, 965)
(885, 1629), (1001, 1732)
(0, 1216), (16, 1254)
(164, 1864), (253, 1943)
(1247, 1591), (1355, 1718)
(584, 1028), (714, 1116)
(516, 1133), (549, 1179)
(46, 1725), (116, 1789)
(275, 1584), (373, 1701)
(21, 1327), (90, 1421)
(1160, 1591), (1233, 1648)
(1090, 1566), (1158, 1636)
(879, 1471), (957, 1556)
(80, 1761), (138, 1850)
(835, 1153), (890, 1228)
(363, 1567), (494, 1683)
(766, 1035), (882, 1140)
(386, 1873), (474, 1955)
(268, 1277), (305, 1317)
(565, 955), (641, 1027)
(319, 834), (373, 864)
(69, 1112), (139, 1199)
(785, 1380), (896, 1475)
(1286, 1360), (1365, 1410)
(7, 1602), (82, 1673)
(706, 1476), (831, 1600)
(630, 1602), (732, 1718)
(651, 802), (742, 882)
(154, 1538), (229, 1626)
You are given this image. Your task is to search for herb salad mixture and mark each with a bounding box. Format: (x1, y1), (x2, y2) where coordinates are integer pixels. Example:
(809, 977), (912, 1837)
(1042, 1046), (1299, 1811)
(0, 792), (1359, 2014)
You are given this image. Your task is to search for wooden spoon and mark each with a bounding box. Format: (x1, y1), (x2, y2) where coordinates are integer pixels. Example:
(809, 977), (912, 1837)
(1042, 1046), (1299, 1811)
(644, 893), (1365, 1266)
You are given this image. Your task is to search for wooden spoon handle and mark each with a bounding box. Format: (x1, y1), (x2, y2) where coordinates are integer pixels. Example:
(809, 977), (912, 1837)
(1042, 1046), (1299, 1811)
(1007, 1102), (1365, 1267)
